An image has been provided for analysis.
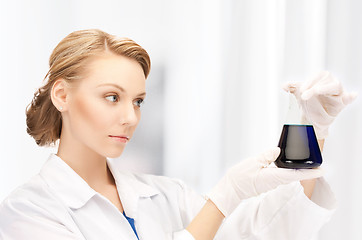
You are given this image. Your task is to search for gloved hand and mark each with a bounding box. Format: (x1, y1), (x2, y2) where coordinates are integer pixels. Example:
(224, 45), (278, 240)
(283, 71), (357, 139)
(207, 147), (323, 217)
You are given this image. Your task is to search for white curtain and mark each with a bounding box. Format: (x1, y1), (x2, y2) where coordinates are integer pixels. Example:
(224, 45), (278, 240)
(163, 0), (362, 239)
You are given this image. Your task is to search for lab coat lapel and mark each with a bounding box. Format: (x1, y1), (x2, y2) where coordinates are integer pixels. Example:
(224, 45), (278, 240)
(106, 161), (160, 217)
(107, 159), (164, 239)
(136, 197), (170, 240)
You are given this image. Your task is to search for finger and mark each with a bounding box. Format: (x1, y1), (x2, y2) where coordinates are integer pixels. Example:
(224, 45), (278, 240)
(301, 79), (343, 101)
(255, 167), (324, 194)
(259, 147), (281, 167)
(300, 71), (330, 93)
(300, 88), (316, 100)
(315, 81), (343, 96)
(301, 72), (342, 100)
(282, 82), (301, 93)
(342, 91), (358, 105)
(271, 167), (324, 183)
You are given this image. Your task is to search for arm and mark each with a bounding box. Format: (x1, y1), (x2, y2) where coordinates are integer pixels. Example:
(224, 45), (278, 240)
(300, 139), (325, 199)
(182, 148), (322, 240)
(182, 177), (336, 240)
(214, 179), (336, 240)
(186, 200), (224, 240)
(284, 72), (356, 199)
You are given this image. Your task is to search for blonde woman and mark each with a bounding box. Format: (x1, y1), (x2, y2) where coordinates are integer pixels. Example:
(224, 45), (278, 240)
(0, 29), (355, 240)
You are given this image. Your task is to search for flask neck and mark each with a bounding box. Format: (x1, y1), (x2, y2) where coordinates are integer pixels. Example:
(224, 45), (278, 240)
(285, 93), (311, 125)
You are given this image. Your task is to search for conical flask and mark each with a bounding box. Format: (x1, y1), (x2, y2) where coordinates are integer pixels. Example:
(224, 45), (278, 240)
(275, 94), (322, 169)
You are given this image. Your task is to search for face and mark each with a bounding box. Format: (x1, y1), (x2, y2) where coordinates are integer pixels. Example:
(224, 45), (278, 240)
(64, 54), (146, 158)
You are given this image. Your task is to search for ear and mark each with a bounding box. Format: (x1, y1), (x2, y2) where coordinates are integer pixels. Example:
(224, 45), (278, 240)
(51, 79), (69, 112)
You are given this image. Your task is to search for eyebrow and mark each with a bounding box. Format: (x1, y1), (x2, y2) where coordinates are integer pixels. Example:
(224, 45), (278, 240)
(97, 83), (146, 97)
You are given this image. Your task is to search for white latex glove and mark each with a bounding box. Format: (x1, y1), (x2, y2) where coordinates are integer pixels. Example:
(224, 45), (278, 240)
(283, 71), (357, 139)
(208, 147), (323, 217)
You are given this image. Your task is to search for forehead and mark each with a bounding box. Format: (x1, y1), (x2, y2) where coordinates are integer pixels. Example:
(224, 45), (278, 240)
(80, 53), (146, 90)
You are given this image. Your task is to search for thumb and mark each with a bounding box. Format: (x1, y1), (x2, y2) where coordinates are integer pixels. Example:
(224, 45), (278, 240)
(258, 147), (281, 168)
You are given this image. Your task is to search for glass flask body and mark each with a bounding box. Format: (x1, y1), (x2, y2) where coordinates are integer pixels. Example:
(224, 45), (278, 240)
(275, 124), (322, 169)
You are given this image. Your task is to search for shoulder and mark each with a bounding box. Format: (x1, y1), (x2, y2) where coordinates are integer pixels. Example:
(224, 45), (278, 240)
(1, 174), (51, 211)
(1, 174), (58, 208)
(0, 174), (73, 232)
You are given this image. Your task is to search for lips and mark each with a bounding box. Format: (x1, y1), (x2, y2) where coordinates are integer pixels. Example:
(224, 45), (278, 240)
(109, 135), (130, 143)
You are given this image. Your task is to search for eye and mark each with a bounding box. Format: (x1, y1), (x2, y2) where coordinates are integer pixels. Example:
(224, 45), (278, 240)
(133, 98), (144, 108)
(105, 94), (119, 103)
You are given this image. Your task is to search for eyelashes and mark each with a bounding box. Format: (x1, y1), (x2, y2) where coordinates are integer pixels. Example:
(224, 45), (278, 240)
(133, 98), (144, 108)
(105, 95), (118, 102)
(105, 94), (144, 108)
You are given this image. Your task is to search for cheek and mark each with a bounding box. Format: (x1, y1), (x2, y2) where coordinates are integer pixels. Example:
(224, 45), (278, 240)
(72, 96), (117, 132)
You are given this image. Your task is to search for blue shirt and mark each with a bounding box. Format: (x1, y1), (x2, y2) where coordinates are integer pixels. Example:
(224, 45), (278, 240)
(123, 212), (139, 240)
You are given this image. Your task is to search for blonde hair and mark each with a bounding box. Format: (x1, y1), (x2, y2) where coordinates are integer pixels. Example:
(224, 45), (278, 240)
(26, 29), (151, 146)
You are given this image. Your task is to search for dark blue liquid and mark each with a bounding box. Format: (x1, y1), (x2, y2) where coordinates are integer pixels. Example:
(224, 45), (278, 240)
(275, 124), (322, 169)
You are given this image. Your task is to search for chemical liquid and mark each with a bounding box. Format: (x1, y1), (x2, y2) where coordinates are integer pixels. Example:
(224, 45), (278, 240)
(275, 124), (322, 169)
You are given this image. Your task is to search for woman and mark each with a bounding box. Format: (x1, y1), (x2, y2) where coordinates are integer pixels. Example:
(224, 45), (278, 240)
(0, 29), (355, 240)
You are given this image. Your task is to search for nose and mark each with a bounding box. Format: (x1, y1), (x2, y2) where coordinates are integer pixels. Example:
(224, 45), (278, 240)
(119, 101), (139, 126)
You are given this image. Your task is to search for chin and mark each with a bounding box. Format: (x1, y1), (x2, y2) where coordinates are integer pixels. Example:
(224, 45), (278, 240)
(104, 149), (125, 159)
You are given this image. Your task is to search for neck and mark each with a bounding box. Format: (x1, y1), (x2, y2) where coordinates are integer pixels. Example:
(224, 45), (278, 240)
(56, 132), (114, 190)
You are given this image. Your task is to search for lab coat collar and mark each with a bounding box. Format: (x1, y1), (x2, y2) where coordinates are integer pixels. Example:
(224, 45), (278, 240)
(106, 158), (160, 219)
(40, 154), (97, 209)
(39, 154), (160, 216)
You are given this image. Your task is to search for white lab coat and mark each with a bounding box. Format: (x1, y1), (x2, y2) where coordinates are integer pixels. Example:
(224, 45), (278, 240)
(0, 154), (336, 240)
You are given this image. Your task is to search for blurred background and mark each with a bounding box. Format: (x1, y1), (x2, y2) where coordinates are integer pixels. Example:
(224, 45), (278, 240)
(0, 0), (361, 239)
